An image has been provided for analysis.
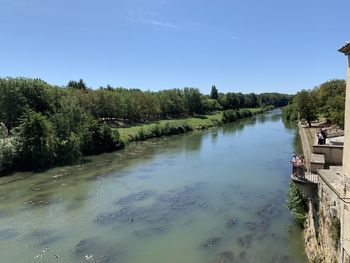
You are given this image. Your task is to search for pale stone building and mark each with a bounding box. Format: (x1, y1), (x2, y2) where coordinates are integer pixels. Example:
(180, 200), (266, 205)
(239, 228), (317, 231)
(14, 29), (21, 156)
(299, 43), (350, 263)
(338, 42), (350, 263)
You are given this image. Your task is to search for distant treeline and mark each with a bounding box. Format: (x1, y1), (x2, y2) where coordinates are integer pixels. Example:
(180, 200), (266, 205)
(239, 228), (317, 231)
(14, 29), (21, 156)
(0, 77), (291, 173)
(282, 79), (346, 127)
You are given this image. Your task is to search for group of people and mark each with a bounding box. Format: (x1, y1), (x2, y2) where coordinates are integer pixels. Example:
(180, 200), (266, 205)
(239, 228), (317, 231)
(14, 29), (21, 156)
(317, 128), (328, 145)
(291, 154), (305, 178)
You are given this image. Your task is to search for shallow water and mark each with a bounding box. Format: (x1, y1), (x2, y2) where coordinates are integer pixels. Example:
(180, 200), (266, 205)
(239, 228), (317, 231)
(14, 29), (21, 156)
(0, 110), (306, 263)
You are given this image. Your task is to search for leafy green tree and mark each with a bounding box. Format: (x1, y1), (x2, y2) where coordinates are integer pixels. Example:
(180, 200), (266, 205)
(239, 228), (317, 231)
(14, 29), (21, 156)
(0, 123), (8, 139)
(317, 79), (346, 127)
(51, 95), (89, 164)
(68, 79), (87, 90)
(52, 95), (88, 139)
(294, 89), (319, 127)
(210, 85), (218, 100)
(202, 96), (222, 112)
(18, 78), (54, 115)
(18, 111), (54, 169)
(244, 93), (258, 108)
(225, 93), (240, 109)
(0, 137), (17, 172)
(0, 79), (27, 129)
(282, 104), (298, 121)
(158, 89), (186, 117)
(80, 121), (121, 155)
(184, 87), (203, 114)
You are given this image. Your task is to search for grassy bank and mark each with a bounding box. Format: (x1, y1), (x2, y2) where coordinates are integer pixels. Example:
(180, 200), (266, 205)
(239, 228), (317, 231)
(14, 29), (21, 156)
(116, 107), (269, 144)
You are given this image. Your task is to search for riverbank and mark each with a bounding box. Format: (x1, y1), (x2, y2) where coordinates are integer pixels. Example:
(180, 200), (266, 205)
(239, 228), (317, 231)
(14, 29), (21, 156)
(0, 107), (270, 177)
(115, 108), (268, 144)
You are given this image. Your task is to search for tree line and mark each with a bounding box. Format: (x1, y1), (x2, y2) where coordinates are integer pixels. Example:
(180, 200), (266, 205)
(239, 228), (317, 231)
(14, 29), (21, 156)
(0, 77), (291, 173)
(282, 79), (346, 127)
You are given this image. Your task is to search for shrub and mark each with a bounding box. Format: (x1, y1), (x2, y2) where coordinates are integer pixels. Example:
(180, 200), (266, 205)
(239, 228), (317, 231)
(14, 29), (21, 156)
(286, 181), (308, 227)
(0, 137), (17, 172)
(222, 110), (238, 123)
(282, 104), (298, 121)
(0, 122), (8, 139)
(18, 111), (54, 169)
(81, 121), (122, 155)
(52, 132), (81, 165)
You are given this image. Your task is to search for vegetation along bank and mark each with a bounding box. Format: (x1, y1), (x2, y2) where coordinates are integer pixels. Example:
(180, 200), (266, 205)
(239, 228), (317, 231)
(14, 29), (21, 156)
(0, 77), (290, 174)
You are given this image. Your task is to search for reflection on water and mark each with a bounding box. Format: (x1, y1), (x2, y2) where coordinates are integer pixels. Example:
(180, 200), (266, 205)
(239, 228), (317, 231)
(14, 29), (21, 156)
(0, 109), (306, 263)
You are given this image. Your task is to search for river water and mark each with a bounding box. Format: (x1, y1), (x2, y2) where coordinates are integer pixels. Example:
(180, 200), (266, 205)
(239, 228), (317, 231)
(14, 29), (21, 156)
(0, 110), (306, 263)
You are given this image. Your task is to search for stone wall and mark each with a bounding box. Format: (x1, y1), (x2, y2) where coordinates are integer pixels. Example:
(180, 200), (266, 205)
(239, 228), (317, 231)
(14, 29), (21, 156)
(304, 178), (341, 262)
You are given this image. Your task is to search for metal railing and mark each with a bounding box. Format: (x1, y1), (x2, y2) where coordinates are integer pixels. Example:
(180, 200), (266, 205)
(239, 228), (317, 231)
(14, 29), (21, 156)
(292, 163), (305, 179)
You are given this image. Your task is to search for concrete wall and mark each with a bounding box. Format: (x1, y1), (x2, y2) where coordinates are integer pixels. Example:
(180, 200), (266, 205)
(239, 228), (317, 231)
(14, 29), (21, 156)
(313, 145), (343, 165)
(343, 57), (350, 179)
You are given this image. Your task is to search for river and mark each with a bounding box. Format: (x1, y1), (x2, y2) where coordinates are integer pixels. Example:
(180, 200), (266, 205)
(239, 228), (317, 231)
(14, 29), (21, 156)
(0, 109), (306, 263)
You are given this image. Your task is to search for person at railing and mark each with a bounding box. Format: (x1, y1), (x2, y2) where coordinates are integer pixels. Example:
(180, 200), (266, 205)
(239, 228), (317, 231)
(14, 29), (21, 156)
(317, 131), (325, 145)
(298, 155), (305, 166)
(291, 154), (305, 178)
(295, 155), (305, 178)
(291, 154), (298, 174)
(321, 128), (327, 144)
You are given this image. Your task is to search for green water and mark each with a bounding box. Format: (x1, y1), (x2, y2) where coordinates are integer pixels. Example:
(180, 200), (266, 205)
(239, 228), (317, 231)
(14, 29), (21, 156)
(0, 110), (306, 263)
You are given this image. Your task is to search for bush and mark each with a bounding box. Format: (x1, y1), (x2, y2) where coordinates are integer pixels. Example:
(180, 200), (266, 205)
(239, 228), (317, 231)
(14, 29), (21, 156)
(81, 121), (122, 155)
(18, 111), (54, 169)
(282, 104), (298, 122)
(286, 181), (308, 227)
(0, 137), (17, 172)
(163, 123), (192, 135)
(238, 109), (253, 118)
(222, 110), (238, 123)
(52, 133), (81, 165)
(0, 122), (8, 139)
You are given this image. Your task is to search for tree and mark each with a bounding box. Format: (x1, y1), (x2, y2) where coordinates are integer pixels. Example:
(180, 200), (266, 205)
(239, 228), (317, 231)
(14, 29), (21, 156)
(18, 111), (54, 169)
(80, 121), (121, 155)
(294, 89), (319, 127)
(0, 78), (28, 129)
(68, 79), (87, 90)
(183, 87), (203, 114)
(317, 79), (346, 127)
(210, 85), (218, 100)
(225, 93), (240, 109)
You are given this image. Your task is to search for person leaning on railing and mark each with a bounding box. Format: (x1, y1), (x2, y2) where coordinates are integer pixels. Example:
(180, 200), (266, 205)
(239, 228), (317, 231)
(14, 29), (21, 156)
(291, 154), (298, 175)
(291, 154), (305, 178)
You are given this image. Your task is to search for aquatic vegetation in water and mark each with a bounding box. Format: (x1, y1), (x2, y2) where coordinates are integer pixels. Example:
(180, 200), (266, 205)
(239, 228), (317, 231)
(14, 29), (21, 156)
(25, 228), (66, 246)
(95, 183), (208, 238)
(237, 234), (253, 248)
(74, 238), (122, 263)
(225, 217), (238, 228)
(23, 193), (62, 209)
(115, 190), (156, 206)
(211, 250), (235, 263)
(0, 228), (17, 240)
(201, 237), (222, 249)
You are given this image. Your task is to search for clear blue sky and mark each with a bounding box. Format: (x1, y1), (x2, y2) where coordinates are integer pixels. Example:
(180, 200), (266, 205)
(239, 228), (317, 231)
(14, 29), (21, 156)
(1, 0), (349, 94)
